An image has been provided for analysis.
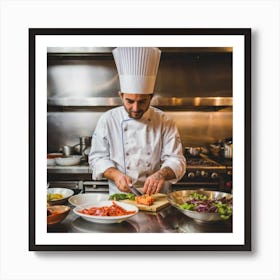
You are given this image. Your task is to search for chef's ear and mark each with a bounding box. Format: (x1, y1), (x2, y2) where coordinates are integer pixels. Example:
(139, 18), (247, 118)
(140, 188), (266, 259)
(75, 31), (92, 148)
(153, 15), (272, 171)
(118, 91), (123, 102)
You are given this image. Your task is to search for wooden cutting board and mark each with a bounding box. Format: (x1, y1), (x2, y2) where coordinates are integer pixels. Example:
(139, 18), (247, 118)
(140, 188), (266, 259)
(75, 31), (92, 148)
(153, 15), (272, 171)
(121, 193), (170, 212)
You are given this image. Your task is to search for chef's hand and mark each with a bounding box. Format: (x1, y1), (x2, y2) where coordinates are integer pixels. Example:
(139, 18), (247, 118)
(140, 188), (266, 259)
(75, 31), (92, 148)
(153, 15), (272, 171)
(103, 167), (132, 192)
(143, 171), (165, 195)
(143, 167), (176, 195)
(115, 173), (132, 192)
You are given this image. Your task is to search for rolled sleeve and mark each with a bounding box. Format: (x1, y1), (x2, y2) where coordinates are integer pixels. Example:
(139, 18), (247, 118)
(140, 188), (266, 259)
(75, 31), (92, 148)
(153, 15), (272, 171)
(160, 118), (187, 183)
(161, 157), (186, 183)
(90, 157), (115, 180)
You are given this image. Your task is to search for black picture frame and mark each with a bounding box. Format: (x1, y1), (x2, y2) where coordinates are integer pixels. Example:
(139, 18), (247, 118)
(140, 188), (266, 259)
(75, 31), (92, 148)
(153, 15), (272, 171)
(29, 28), (251, 251)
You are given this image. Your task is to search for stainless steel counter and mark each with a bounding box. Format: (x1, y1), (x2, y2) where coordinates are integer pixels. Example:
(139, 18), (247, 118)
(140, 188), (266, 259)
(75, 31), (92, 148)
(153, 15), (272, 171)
(47, 203), (232, 233)
(47, 163), (91, 174)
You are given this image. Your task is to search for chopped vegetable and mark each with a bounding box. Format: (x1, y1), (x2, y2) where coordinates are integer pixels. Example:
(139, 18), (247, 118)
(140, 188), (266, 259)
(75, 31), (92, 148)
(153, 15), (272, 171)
(78, 201), (136, 216)
(135, 195), (154, 206)
(109, 193), (135, 201)
(180, 203), (195, 211)
(189, 192), (208, 201)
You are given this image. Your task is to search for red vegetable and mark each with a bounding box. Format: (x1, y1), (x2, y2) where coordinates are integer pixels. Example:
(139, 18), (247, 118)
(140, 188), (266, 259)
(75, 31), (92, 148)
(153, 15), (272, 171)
(78, 201), (136, 216)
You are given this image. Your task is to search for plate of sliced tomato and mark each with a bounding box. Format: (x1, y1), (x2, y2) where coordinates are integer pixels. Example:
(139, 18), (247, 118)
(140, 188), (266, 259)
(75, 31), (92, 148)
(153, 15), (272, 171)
(73, 200), (139, 224)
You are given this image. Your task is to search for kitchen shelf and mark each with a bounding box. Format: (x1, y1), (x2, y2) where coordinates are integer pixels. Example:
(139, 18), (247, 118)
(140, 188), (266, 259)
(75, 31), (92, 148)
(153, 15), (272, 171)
(47, 165), (92, 174)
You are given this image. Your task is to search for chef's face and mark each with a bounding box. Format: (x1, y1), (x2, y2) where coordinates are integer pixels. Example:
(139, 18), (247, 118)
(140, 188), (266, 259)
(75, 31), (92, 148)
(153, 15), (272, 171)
(119, 93), (153, 119)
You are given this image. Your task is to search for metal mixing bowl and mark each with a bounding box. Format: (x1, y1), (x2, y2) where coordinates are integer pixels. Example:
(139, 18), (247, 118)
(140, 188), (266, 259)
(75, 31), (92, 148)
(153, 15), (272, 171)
(167, 190), (232, 223)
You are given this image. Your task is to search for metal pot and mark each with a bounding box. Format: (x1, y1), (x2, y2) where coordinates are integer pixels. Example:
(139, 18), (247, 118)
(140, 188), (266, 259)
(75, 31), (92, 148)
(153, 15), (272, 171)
(60, 145), (75, 157)
(208, 144), (221, 158)
(60, 136), (92, 160)
(185, 147), (202, 157)
(223, 142), (233, 159)
(209, 138), (232, 159)
(78, 136), (92, 156)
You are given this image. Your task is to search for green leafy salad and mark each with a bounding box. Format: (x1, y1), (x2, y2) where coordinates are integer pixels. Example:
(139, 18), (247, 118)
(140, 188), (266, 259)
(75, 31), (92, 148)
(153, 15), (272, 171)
(109, 193), (135, 201)
(179, 192), (233, 220)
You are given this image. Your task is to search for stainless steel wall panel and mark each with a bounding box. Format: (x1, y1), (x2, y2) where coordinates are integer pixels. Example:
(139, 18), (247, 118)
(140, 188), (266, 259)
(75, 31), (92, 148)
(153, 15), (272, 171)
(47, 112), (102, 152)
(166, 111), (232, 146)
(47, 60), (120, 98)
(47, 110), (232, 153)
(47, 51), (232, 101)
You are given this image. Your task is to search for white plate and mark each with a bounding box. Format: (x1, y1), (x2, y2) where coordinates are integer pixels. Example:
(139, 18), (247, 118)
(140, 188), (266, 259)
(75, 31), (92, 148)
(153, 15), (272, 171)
(68, 193), (109, 207)
(73, 201), (138, 224)
(55, 155), (82, 166)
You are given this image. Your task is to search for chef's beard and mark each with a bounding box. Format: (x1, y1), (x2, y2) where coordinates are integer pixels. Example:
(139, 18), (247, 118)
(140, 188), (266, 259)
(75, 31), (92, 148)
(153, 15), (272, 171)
(124, 108), (146, 119)
(128, 110), (145, 119)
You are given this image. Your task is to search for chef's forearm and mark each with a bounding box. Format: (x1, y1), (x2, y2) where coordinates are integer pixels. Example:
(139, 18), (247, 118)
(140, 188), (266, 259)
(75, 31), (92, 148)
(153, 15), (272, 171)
(103, 167), (131, 192)
(157, 167), (176, 181)
(103, 167), (123, 181)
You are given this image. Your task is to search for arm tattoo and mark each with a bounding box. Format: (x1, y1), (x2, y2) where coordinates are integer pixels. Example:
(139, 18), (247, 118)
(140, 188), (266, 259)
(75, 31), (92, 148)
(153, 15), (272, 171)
(157, 167), (176, 180)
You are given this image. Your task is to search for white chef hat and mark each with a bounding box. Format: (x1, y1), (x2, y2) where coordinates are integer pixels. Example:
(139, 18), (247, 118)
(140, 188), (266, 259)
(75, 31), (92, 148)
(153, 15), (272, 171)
(112, 47), (161, 94)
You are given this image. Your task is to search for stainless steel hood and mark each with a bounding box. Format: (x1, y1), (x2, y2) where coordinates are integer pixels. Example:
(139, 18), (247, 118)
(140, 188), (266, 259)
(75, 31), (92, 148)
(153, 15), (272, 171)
(47, 47), (232, 109)
(47, 96), (232, 109)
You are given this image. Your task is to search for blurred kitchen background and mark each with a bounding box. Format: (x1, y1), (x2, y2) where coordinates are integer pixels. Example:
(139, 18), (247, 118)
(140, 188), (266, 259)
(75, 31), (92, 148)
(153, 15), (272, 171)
(47, 47), (232, 151)
(47, 47), (232, 193)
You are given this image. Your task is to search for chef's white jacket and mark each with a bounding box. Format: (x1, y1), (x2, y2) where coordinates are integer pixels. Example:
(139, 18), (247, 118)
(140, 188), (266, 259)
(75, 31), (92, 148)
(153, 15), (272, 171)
(88, 106), (186, 194)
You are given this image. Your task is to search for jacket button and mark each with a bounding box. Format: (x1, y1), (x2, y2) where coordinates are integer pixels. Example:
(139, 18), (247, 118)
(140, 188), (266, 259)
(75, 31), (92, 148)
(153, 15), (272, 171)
(126, 152), (129, 156)
(147, 152), (151, 155)
(127, 166), (130, 170)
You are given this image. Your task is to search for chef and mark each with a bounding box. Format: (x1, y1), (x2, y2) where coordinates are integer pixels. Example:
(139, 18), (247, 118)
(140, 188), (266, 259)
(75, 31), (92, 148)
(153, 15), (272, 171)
(88, 47), (186, 195)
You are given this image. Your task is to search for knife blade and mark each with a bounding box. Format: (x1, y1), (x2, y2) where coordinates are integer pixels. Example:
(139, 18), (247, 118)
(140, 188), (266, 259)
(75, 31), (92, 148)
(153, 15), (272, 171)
(129, 185), (142, 196)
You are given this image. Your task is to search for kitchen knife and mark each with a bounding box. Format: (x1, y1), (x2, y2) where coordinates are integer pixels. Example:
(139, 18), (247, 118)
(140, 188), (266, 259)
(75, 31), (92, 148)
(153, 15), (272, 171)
(129, 185), (142, 196)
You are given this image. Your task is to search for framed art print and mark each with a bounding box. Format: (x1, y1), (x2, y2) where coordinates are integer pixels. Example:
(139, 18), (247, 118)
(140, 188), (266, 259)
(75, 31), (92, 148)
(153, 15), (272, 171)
(29, 28), (251, 251)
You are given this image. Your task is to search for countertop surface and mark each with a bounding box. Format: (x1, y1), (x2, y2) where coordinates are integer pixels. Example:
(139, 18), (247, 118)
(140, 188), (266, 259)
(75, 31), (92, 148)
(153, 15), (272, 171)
(48, 203), (232, 233)
(47, 162), (91, 174)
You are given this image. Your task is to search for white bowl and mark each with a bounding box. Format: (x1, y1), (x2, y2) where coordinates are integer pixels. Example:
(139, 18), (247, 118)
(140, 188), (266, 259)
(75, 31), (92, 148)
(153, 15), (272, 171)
(47, 205), (70, 225)
(47, 187), (74, 205)
(68, 193), (109, 207)
(167, 190), (232, 223)
(73, 201), (138, 224)
(55, 155), (82, 166)
(47, 153), (63, 166)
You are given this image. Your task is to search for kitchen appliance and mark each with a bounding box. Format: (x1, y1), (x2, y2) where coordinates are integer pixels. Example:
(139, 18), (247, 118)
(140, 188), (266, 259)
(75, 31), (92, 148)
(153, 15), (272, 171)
(173, 149), (232, 193)
(208, 137), (233, 159)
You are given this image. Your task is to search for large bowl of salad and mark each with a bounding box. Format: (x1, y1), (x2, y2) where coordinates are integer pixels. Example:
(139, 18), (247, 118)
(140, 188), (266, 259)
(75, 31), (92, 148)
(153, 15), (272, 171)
(167, 190), (232, 223)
